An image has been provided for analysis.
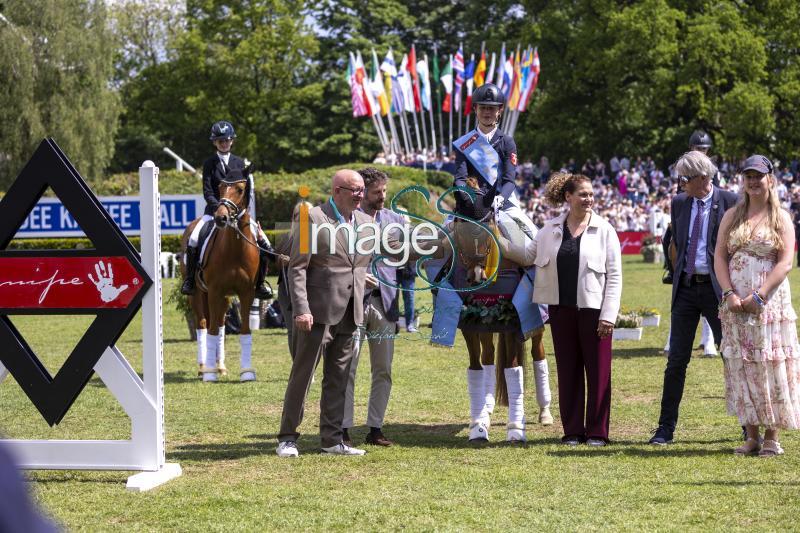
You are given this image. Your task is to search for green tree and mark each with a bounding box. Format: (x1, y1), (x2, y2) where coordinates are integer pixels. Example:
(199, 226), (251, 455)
(0, 0), (120, 188)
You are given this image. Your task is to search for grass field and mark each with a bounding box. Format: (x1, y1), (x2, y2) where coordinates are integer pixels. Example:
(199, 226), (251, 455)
(2, 257), (800, 531)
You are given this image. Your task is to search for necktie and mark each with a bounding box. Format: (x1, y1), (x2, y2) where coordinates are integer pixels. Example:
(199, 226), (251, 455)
(685, 199), (704, 277)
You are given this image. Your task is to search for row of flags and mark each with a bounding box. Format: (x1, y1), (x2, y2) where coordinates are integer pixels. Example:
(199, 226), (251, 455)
(347, 44), (540, 120)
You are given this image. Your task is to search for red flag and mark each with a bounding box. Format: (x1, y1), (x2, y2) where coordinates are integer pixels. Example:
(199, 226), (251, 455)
(408, 45), (421, 112)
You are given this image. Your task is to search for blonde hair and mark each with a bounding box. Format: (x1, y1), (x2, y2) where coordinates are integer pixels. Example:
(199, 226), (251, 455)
(543, 172), (591, 206)
(727, 173), (785, 250)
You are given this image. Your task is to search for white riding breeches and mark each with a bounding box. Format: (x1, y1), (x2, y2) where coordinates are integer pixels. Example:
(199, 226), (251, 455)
(497, 192), (538, 246)
(189, 214), (214, 247)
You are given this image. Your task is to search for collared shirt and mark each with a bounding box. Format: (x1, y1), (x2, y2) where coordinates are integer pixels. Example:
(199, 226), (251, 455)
(686, 186), (714, 275)
(477, 126), (497, 144)
(217, 151), (231, 166)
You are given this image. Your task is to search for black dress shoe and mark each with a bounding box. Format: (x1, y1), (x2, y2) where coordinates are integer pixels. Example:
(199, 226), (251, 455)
(365, 430), (393, 447)
(648, 426), (673, 445)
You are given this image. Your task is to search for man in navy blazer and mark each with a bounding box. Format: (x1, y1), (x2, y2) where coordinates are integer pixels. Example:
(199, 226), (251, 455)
(343, 167), (406, 448)
(650, 151), (738, 445)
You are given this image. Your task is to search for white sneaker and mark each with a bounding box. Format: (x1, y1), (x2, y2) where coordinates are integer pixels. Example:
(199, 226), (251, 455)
(321, 442), (366, 456)
(276, 441), (299, 458)
(406, 324), (418, 333)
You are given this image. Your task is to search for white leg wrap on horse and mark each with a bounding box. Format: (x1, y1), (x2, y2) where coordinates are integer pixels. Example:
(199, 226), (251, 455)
(505, 366), (526, 442)
(203, 334), (219, 382)
(217, 330), (226, 367)
(239, 334), (252, 369)
(196, 329), (207, 365)
(467, 369), (486, 424)
(239, 334), (256, 382)
(533, 359), (551, 408)
(483, 364), (496, 418)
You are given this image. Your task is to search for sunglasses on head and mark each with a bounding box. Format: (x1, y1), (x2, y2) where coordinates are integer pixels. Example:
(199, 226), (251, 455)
(678, 175), (702, 184)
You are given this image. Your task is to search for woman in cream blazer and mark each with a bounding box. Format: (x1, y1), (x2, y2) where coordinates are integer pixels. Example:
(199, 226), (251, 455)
(501, 173), (622, 445)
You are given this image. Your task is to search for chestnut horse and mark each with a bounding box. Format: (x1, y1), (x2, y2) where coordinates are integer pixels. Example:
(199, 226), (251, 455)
(450, 178), (552, 443)
(180, 168), (259, 382)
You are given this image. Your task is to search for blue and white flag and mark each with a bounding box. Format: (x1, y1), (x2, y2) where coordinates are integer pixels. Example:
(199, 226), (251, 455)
(453, 130), (500, 186)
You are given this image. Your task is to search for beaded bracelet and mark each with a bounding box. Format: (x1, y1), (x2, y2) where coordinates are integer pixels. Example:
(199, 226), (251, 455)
(721, 288), (735, 299)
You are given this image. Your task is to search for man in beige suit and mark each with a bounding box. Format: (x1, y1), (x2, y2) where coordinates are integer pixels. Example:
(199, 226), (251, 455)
(277, 169), (375, 457)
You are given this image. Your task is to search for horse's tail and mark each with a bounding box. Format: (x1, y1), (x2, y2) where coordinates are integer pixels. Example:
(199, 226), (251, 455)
(494, 331), (527, 407)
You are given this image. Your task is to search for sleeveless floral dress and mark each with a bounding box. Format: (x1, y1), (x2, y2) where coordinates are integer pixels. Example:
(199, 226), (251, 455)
(719, 227), (800, 429)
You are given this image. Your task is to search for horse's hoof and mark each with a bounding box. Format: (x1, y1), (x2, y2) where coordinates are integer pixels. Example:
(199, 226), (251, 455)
(468, 421), (489, 442)
(507, 423), (527, 443)
(240, 369), (256, 382)
(539, 407), (554, 426)
(197, 364), (203, 377)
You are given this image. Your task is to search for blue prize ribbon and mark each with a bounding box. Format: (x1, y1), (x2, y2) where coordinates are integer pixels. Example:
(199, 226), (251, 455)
(430, 279), (463, 348)
(512, 267), (547, 340)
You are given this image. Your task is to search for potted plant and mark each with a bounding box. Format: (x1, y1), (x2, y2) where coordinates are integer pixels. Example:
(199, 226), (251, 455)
(613, 308), (643, 340)
(640, 234), (663, 264)
(639, 306), (661, 327)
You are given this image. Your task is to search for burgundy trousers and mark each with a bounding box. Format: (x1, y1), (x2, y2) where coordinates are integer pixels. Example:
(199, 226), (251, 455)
(549, 305), (613, 440)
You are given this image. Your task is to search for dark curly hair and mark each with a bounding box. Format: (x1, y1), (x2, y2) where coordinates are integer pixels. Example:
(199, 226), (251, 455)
(358, 167), (389, 190)
(543, 172), (592, 206)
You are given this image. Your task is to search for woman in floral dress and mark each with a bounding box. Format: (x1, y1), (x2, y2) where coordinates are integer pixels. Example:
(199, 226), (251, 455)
(715, 155), (800, 457)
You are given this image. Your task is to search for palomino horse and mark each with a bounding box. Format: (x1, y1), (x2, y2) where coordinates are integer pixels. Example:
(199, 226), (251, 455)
(450, 179), (552, 443)
(180, 167), (260, 382)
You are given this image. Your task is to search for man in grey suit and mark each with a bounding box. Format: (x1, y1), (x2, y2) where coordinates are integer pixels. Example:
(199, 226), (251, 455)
(343, 167), (405, 447)
(277, 169), (375, 457)
(649, 150), (739, 445)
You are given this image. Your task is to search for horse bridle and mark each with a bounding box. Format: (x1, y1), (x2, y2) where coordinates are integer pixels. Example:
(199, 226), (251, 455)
(456, 210), (495, 267)
(216, 180), (247, 228)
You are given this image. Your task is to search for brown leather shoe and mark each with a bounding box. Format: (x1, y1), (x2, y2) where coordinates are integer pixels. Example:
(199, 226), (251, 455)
(342, 428), (353, 447)
(365, 431), (393, 447)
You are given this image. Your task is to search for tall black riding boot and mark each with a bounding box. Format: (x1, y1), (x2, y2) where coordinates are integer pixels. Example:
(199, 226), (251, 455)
(181, 246), (198, 295)
(254, 249), (272, 300)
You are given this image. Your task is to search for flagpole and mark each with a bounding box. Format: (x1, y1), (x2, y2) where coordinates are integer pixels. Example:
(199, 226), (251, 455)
(424, 53), (437, 157)
(448, 54), (453, 154)
(369, 114), (388, 154)
(398, 110), (411, 156)
(386, 110), (402, 156)
(377, 113), (392, 154)
(434, 45), (444, 156)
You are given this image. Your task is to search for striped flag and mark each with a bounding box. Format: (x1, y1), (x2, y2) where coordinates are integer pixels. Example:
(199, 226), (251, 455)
(521, 47), (540, 112)
(486, 52), (496, 84)
(417, 57), (431, 111)
(355, 51), (376, 116)
(474, 51), (487, 88)
(463, 55), (476, 116)
(501, 54), (513, 98)
(409, 45), (421, 112)
(440, 56), (453, 112)
(453, 45), (464, 111)
(398, 54), (415, 113)
(496, 43), (506, 90)
(507, 49), (522, 110)
(348, 52), (368, 117)
(371, 48), (390, 116)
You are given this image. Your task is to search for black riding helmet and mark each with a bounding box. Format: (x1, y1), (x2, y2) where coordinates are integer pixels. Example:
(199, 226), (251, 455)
(210, 120), (236, 141)
(472, 83), (505, 108)
(688, 130), (712, 149)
